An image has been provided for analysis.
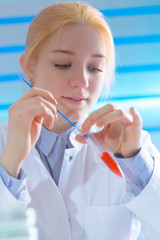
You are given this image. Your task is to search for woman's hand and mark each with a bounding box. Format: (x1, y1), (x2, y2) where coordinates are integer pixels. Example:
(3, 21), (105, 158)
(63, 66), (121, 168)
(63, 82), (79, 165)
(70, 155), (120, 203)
(0, 87), (57, 177)
(75, 103), (142, 158)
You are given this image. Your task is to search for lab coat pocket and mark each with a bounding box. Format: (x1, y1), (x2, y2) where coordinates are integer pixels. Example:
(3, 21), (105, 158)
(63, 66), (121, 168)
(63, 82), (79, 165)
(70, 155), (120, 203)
(84, 204), (135, 240)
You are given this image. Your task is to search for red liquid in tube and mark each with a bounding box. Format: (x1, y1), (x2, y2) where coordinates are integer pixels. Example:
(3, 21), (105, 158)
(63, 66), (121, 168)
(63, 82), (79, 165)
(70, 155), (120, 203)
(100, 152), (123, 178)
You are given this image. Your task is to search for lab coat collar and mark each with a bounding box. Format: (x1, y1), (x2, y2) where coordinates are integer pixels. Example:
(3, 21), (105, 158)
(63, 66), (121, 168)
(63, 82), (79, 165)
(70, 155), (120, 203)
(36, 126), (57, 157)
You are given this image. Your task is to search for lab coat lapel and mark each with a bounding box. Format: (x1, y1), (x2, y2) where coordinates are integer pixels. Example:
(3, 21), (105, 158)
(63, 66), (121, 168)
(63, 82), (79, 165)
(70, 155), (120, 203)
(22, 146), (72, 240)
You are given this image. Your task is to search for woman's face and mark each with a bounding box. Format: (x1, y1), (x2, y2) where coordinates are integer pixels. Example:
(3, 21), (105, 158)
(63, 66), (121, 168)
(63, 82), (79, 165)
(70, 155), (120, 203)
(33, 24), (107, 125)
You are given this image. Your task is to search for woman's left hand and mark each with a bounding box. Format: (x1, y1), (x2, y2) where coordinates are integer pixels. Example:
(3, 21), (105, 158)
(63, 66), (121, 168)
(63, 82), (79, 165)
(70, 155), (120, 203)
(75, 104), (142, 158)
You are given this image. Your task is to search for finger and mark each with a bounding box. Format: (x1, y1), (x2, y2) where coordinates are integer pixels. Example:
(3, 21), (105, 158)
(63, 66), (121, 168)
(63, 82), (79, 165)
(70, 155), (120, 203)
(34, 115), (44, 125)
(129, 107), (142, 128)
(12, 95), (58, 120)
(96, 109), (133, 128)
(81, 106), (133, 135)
(24, 103), (57, 129)
(75, 134), (87, 144)
(81, 103), (116, 134)
(17, 87), (57, 105)
(11, 97), (58, 130)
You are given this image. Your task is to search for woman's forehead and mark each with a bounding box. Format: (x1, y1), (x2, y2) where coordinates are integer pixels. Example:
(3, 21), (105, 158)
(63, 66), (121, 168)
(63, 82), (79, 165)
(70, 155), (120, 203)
(42, 24), (107, 55)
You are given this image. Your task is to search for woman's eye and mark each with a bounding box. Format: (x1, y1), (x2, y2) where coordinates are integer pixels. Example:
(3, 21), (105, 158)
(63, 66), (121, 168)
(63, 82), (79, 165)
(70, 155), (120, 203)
(88, 66), (103, 73)
(54, 64), (71, 69)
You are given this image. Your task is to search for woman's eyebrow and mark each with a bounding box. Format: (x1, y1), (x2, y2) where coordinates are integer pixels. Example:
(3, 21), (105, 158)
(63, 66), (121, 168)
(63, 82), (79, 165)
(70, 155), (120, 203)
(51, 49), (75, 55)
(51, 49), (106, 58)
(91, 54), (106, 58)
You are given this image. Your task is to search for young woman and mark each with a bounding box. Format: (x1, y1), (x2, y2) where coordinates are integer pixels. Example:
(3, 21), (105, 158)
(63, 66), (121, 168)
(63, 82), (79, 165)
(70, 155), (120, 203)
(0, 2), (160, 240)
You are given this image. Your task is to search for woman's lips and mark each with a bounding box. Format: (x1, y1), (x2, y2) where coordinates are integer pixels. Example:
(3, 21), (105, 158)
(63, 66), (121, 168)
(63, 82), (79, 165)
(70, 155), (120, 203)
(62, 96), (87, 105)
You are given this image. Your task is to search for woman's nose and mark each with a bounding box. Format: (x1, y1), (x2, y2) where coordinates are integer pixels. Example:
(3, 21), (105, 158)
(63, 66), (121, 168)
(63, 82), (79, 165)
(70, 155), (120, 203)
(70, 67), (89, 88)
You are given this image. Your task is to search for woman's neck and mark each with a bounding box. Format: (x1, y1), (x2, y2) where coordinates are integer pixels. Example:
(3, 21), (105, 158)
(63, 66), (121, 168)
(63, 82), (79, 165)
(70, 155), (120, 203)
(44, 118), (74, 134)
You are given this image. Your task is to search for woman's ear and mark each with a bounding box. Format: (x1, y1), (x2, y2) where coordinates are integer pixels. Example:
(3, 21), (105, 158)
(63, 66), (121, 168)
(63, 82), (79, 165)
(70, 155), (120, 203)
(19, 53), (34, 86)
(19, 53), (25, 72)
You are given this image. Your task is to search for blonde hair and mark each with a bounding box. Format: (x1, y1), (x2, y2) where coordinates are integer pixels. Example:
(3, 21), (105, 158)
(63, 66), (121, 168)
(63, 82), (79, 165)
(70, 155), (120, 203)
(22, 1), (115, 92)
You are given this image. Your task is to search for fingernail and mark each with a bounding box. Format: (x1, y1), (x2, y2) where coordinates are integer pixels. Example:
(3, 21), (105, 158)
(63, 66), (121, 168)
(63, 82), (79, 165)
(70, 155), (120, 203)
(81, 128), (86, 134)
(53, 98), (57, 104)
(47, 109), (52, 115)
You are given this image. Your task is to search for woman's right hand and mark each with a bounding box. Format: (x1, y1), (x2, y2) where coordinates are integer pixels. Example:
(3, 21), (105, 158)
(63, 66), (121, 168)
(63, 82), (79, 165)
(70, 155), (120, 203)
(0, 87), (57, 178)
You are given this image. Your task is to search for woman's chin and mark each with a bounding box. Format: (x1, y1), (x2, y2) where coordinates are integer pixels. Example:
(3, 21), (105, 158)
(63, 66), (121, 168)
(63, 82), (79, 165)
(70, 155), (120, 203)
(62, 110), (87, 123)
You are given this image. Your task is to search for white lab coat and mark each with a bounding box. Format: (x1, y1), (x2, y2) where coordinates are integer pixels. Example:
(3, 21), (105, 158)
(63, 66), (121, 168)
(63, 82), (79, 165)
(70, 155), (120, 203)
(0, 122), (160, 240)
